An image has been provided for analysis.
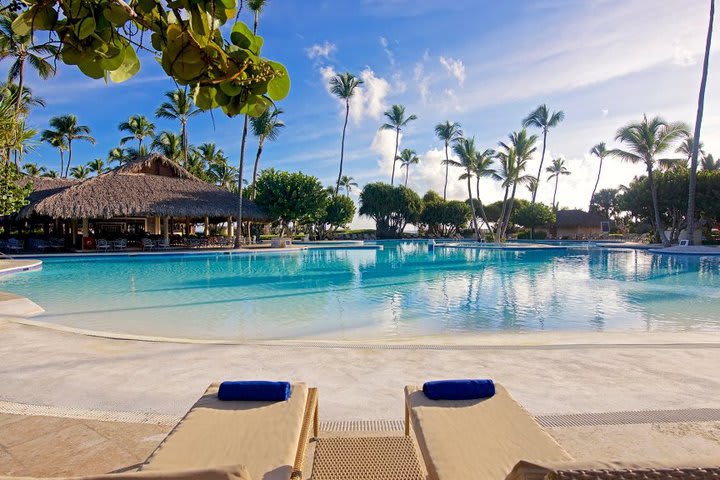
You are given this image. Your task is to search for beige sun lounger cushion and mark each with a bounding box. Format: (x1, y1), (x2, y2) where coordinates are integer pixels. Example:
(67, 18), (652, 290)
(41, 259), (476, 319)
(405, 383), (572, 480)
(506, 459), (720, 479)
(143, 383), (309, 480)
(0, 466), (251, 480)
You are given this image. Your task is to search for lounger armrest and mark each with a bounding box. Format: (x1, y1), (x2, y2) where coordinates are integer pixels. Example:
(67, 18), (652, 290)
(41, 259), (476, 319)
(290, 387), (319, 480)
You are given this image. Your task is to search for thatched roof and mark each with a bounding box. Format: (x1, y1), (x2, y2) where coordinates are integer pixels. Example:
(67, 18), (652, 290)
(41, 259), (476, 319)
(18, 154), (268, 221)
(555, 209), (608, 228)
(16, 177), (76, 218)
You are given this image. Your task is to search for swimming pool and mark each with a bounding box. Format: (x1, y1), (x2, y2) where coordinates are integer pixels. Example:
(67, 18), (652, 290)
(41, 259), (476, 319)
(2, 242), (719, 340)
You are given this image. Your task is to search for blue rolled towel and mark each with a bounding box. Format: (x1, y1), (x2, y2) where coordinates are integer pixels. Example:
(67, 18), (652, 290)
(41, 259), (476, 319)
(423, 379), (495, 400)
(218, 381), (291, 401)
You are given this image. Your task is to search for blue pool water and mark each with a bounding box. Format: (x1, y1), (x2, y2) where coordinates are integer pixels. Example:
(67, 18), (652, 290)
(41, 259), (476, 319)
(2, 242), (720, 340)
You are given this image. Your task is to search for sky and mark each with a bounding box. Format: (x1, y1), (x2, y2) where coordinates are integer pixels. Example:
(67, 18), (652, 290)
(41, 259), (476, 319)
(9, 0), (720, 228)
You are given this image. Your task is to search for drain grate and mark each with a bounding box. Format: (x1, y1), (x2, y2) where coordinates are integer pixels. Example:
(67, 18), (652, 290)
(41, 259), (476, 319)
(537, 408), (720, 428)
(320, 420), (404, 433)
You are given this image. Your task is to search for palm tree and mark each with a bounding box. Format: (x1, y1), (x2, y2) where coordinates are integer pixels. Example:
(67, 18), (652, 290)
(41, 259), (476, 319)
(108, 146), (131, 165)
(449, 137), (480, 240)
(0, 12), (58, 113)
(195, 143), (227, 167)
(22, 162), (45, 176)
(701, 153), (719, 171)
(381, 104), (418, 186)
(610, 115), (689, 246)
(87, 158), (107, 175)
(0, 82), (45, 116)
(546, 157), (571, 212)
(589, 142), (608, 210)
(40, 129), (67, 175)
(208, 162), (237, 190)
(339, 175), (358, 197)
(687, 0), (714, 246)
(41, 169), (58, 178)
(495, 129), (538, 241)
(330, 72), (363, 194)
(434, 120), (463, 200)
(397, 148), (420, 187)
(471, 149), (496, 233)
(151, 131), (183, 162)
(43, 115), (95, 177)
(249, 107), (284, 198)
(184, 149), (207, 179)
(70, 165), (90, 179)
(155, 89), (201, 165)
(119, 115), (156, 151)
(522, 104), (564, 203)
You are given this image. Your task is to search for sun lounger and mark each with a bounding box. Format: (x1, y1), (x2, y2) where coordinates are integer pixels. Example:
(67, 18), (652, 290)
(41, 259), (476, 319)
(506, 459), (720, 480)
(142, 382), (319, 480)
(404, 382), (571, 480)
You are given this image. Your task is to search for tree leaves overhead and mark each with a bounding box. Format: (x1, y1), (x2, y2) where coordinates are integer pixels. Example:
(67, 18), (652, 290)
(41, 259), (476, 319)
(11, 0), (290, 117)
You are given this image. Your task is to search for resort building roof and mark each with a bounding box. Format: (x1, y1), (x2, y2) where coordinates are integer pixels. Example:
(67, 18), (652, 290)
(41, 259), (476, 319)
(18, 154), (268, 221)
(555, 209), (609, 228)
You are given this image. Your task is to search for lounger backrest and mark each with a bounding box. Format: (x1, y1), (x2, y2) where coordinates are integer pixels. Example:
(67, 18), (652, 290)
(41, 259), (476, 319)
(0, 466), (252, 480)
(505, 460), (720, 480)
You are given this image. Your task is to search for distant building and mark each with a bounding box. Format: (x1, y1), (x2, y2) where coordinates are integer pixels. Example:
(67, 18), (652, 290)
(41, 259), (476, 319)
(548, 209), (611, 239)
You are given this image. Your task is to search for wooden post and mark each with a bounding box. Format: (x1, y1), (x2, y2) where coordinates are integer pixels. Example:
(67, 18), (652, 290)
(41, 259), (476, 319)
(227, 217), (233, 237)
(204, 216), (209, 237)
(71, 219), (78, 248)
(163, 217), (170, 242)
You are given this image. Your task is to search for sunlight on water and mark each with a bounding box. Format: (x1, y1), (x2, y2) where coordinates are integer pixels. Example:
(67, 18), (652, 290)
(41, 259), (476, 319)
(2, 242), (719, 340)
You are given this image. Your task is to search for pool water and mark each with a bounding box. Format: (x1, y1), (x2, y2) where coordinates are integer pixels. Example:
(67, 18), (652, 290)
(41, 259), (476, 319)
(2, 242), (720, 340)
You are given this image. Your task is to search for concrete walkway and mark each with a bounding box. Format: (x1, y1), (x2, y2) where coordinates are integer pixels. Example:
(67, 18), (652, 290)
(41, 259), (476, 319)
(1, 321), (719, 420)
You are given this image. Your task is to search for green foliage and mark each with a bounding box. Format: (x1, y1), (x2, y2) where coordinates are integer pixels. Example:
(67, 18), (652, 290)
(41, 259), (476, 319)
(590, 188), (620, 219)
(422, 190), (443, 203)
(254, 168), (326, 234)
(421, 199), (471, 237)
(314, 194), (356, 239)
(12, 0), (289, 117)
(512, 202), (555, 229)
(359, 183), (423, 239)
(0, 163), (31, 216)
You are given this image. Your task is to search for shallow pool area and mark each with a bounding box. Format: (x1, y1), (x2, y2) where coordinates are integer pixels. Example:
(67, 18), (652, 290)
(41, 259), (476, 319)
(2, 242), (720, 340)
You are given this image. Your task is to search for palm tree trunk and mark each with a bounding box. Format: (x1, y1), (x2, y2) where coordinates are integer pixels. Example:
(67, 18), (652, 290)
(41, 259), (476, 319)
(65, 140), (73, 178)
(251, 137), (265, 199)
(590, 158), (603, 210)
(443, 142), (449, 200)
(335, 101), (350, 195)
(495, 185), (510, 243)
(476, 177), (490, 233)
(181, 118), (188, 167)
(647, 164), (669, 246)
(15, 58), (25, 114)
(687, 0), (714, 246)
(59, 150), (64, 177)
(404, 167), (409, 187)
(235, 115), (250, 248)
(466, 170), (479, 240)
(501, 183), (518, 240)
(532, 129), (548, 204)
(390, 127), (399, 185)
(552, 175), (559, 212)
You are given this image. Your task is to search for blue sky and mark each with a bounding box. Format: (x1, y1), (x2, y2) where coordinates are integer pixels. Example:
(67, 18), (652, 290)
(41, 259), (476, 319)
(12, 0), (720, 227)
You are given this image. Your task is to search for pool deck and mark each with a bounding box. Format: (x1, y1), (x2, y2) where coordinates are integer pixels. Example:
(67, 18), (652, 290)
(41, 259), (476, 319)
(1, 320), (720, 475)
(0, 258), (42, 275)
(649, 245), (720, 256)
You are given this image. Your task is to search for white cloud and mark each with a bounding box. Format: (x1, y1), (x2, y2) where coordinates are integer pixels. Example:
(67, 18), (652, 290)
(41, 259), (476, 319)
(320, 66), (390, 125)
(379, 36), (395, 66)
(305, 42), (337, 60)
(371, 129), (399, 182)
(439, 56), (466, 86)
(601, 109), (609, 117)
(672, 43), (695, 67)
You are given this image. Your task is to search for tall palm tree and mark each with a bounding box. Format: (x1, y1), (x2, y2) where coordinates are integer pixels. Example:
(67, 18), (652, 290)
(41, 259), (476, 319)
(0, 82), (45, 116)
(339, 175), (358, 197)
(381, 104), (418, 186)
(471, 149), (496, 233)
(119, 115), (156, 151)
(701, 153), (719, 171)
(434, 120), (463, 200)
(249, 107), (284, 198)
(397, 148), (420, 187)
(449, 137), (480, 240)
(522, 104), (564, 203)
(330, 72), (363, 194)
(70, 165), (90, 179)
(610, 115), (689, 246)
(184, 149), (207, 179)
(687, 0), (714, 246)
(155, 89), (201, 165)
(43, 115), (95, 177)
(546, 157), (571, 212)
(151, 131), (183, 162)
(22, 162), (45, 176)
(208, 162), (237, 190)
(87, 158), (107, 175)
(40, 129), (67, 175)
(0, 12), (58, 113)
(495, 129), (538, 241)
(589, 142), (608, 210)
(195, 143), (227, 167)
